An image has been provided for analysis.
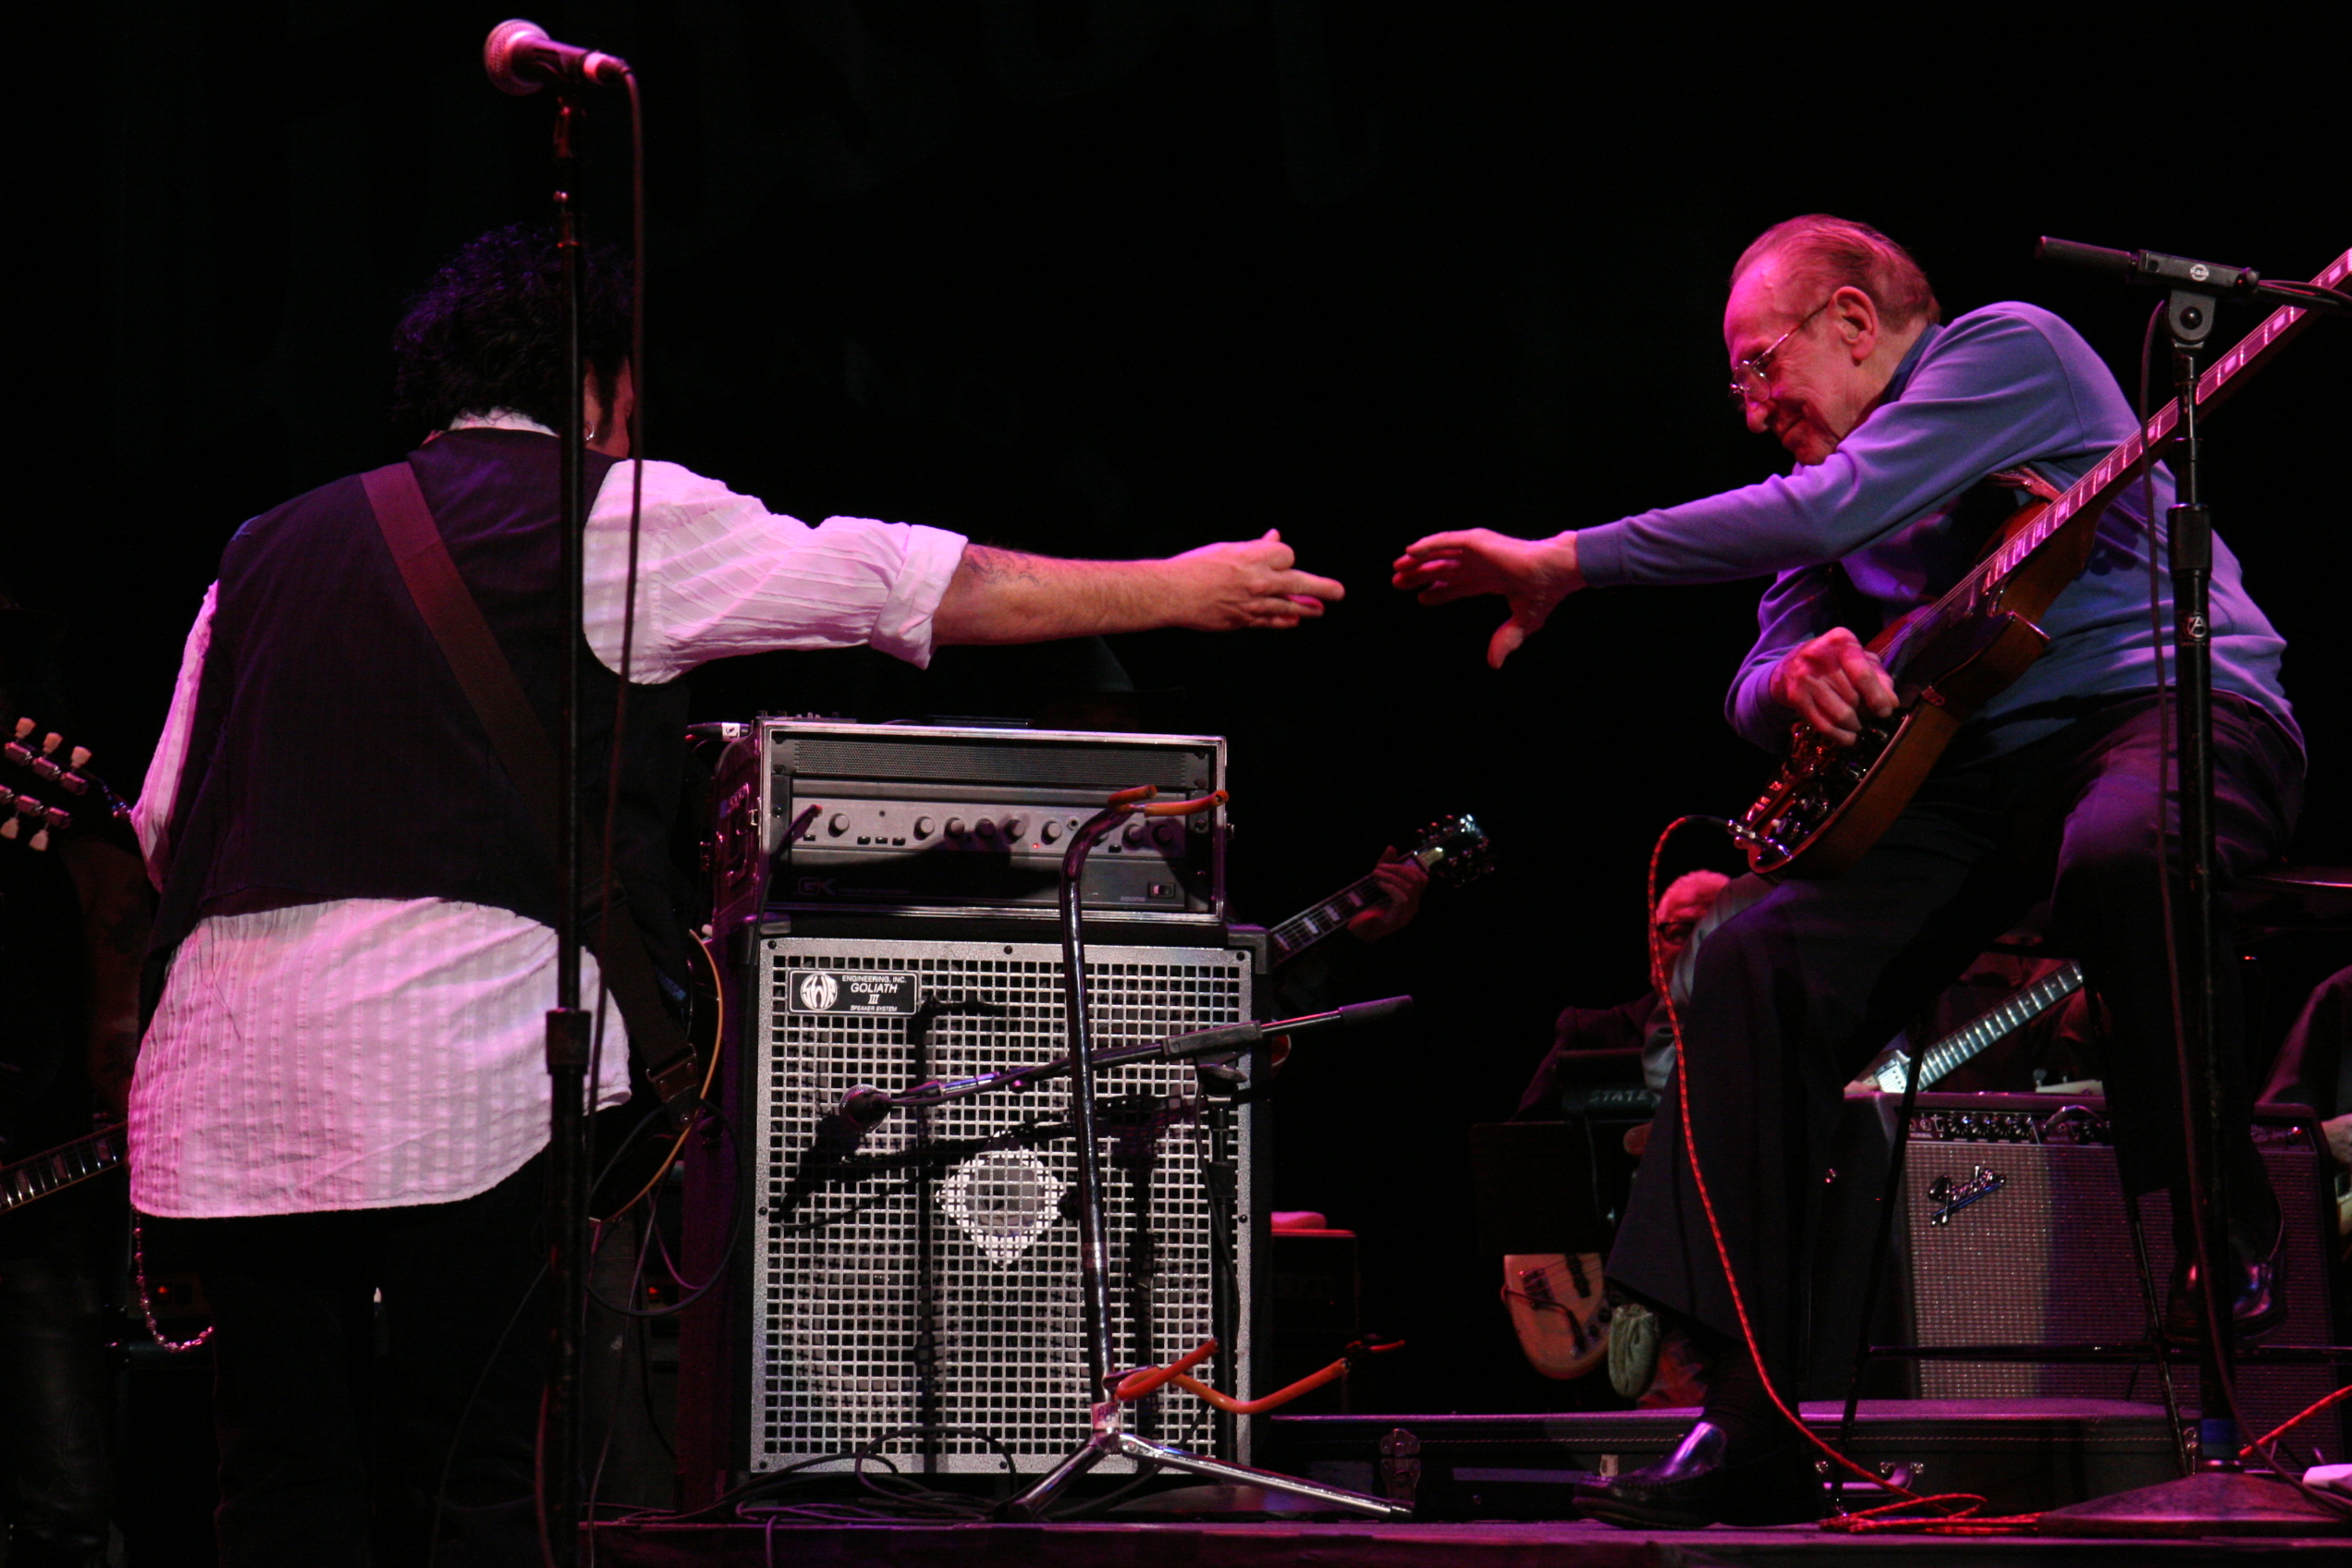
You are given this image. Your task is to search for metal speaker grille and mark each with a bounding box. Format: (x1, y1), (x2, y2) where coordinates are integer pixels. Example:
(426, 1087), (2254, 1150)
(1905, 1133), (2338, 1453)
(752, 936), (1250, 1473)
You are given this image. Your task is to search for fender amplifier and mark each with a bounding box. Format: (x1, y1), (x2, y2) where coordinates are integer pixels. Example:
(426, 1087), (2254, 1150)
(1887, 1093), (2342, 1459)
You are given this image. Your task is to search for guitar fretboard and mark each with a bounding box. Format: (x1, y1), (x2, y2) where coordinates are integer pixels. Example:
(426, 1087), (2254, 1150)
(1268, 877), (1387, 966)
(1882, 250), (2351, 679)
(0, 1127), (125, 1214)
(1917, 962), (2085, 1087)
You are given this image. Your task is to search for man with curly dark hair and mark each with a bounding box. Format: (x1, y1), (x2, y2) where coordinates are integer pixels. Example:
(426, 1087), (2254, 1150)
(129, 225), (1342, 1566)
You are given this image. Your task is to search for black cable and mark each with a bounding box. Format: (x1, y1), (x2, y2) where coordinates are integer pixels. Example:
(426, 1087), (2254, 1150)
(585, 1104), (745, 1318)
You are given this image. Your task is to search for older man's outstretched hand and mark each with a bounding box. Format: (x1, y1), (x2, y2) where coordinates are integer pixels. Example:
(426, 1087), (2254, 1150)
(1391, 529), (1584, 668)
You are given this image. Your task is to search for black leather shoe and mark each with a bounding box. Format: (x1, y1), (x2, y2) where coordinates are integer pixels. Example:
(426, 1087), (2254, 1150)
(2162, 1209), (2288, 1343)
(1572, 1420), (1823, 1528)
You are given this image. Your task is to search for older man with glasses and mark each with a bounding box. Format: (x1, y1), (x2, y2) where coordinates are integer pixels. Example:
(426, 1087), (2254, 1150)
(1396, 214), (2303, 1526)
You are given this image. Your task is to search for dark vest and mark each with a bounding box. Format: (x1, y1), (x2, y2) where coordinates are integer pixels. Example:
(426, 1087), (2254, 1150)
(152, 429), (693, 993)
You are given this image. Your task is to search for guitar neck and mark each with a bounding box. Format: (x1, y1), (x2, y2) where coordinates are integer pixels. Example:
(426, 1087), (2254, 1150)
(1267, 875), (1386, 968)
(1914, 962), (2086, 1089)
(0, 1126), (126, 1215)
(1890, 250), (2351, 672)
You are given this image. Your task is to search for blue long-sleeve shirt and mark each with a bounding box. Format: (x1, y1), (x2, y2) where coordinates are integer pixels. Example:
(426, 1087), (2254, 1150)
(1574, 302), (2297, 760)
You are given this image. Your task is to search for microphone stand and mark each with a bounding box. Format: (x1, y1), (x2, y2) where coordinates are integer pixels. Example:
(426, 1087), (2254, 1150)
(2032, 241), (2350, 1536)
(995, 787), (1410, 1522)
(543, 93), (594, 1567)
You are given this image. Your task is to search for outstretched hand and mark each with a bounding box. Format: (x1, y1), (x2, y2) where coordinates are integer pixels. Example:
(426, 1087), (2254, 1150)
(1390, 529), (1584, 667)
(1165, 530), (1345, 631)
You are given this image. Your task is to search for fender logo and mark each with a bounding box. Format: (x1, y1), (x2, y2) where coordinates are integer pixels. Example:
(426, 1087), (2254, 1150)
(1926, 1165), (2005, 1226)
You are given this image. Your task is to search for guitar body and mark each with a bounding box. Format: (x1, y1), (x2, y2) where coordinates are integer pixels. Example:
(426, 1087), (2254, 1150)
(1743, 492), (2100, 879)
(1501, 1252), (1611, 1380)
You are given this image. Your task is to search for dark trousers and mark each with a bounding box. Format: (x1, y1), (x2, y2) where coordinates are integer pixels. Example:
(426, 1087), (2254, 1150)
(0, 1203), (115, 1568)
(148, 1156), (548, 1568)
(1610, 694), (2304, 1382)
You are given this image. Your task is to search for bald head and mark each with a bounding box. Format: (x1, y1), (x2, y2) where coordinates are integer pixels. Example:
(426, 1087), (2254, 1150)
(1731, 214), (1941, 331)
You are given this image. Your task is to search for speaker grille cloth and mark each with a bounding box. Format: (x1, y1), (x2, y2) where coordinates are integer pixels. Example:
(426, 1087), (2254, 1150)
(751, 937), (1248, 1473)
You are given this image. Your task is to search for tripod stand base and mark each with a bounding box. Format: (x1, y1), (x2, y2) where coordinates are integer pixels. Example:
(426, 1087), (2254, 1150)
(998, 1428), (1411, 1522)
(2037, 1469), (2349, 1537)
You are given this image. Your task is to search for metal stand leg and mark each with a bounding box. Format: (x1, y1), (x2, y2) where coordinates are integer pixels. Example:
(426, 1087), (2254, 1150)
(999, 790), (1407, 1524)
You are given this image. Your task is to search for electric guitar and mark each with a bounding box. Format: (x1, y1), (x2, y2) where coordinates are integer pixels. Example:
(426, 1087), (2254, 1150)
(1850, 960), (2086, 1095)
(1501, 1249), (1612, 1380)
(0, 1124), (125, 1215)
(3, 717), (130, 851)
(1741, 249), (2352, 879)
(1263, 815), (1493, 970)
(1503, 960), (2089, 1382)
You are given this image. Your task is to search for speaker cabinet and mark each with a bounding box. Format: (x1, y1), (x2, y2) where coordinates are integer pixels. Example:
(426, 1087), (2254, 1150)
(717, 933), (1258, 1476)
(1894, 1096), (2341, 1457)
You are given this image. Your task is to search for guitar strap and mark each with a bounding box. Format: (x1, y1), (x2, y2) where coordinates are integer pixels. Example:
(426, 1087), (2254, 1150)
(359, 461), (704, 1122)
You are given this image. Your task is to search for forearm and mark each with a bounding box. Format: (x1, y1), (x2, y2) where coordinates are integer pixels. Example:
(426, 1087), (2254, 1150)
(933, 545), (1180, 644)
(936, 535), (1338, 643)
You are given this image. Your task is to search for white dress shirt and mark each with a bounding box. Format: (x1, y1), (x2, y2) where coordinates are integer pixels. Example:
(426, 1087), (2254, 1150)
(130, 416), (965, 1218)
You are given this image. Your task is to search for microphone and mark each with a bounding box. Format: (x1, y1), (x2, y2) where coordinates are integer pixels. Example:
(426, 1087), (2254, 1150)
(2035, 237), (2261, 296)
(484, 18), (631, 95)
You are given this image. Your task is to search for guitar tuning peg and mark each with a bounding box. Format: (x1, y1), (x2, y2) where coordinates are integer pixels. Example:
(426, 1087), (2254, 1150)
(68, 747), (92, 768)
(10, 717), (31, 740)
(41, 732), (63, 755)
(27, 827), (48, 851)
(1, 817), (18, 840)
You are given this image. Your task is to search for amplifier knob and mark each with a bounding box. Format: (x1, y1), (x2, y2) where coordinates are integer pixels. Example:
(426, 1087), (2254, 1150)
(975, 818), (998, 840)
(1122, 821), (1147, 847)
(946, 817), (968, 839)
(1040, 819), (1061, 843)
(914, 816), (936, 839)
(827, 813), (851, 836)
(1152, 820), (1180, 848)
(1004, 815), (1030, 839)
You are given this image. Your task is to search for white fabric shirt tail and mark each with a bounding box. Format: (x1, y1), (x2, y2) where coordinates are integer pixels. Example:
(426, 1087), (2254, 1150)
(130, 417), (965, 1218)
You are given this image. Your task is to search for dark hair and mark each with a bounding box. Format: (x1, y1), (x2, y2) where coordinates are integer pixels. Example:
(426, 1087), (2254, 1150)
(1733, 214), (1942, 329)
(389, 225), (632, 436)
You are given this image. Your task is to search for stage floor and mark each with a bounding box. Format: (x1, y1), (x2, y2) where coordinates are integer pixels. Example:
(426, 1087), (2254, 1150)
(588, 1518), (2348, 1566)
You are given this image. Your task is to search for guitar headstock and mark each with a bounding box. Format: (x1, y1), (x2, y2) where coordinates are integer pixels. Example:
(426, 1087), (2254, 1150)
(3, 717), (122, 852)
(1407, 813), (1494, 888)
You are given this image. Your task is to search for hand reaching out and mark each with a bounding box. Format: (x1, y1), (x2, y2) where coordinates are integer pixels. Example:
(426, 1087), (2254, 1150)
(1164, 530), (1346, 631)
(1390, 529), (1584, 667)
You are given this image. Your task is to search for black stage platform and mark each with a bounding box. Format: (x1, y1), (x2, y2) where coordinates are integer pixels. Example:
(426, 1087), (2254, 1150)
(590, 1400), (2347, 1564)
(587, 1518), (2349, 1566)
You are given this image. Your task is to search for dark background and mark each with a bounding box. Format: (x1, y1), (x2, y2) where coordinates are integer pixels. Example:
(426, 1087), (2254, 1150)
(18, 4), (2346, 1415)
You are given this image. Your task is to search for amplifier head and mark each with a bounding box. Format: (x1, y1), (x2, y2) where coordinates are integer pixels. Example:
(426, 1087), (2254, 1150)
(712, 719), (1228, 932)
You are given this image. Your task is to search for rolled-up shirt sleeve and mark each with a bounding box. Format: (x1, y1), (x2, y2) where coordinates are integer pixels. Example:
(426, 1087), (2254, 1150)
(582, 460), (967, 681)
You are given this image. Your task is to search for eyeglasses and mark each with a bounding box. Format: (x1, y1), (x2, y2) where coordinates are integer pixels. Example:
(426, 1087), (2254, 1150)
(1727, 298), (1832, 405)
(1653, 919), (1699, 946)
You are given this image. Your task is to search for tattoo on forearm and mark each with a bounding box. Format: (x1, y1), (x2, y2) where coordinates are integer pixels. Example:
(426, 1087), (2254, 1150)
(962, 545), (1048, 587)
